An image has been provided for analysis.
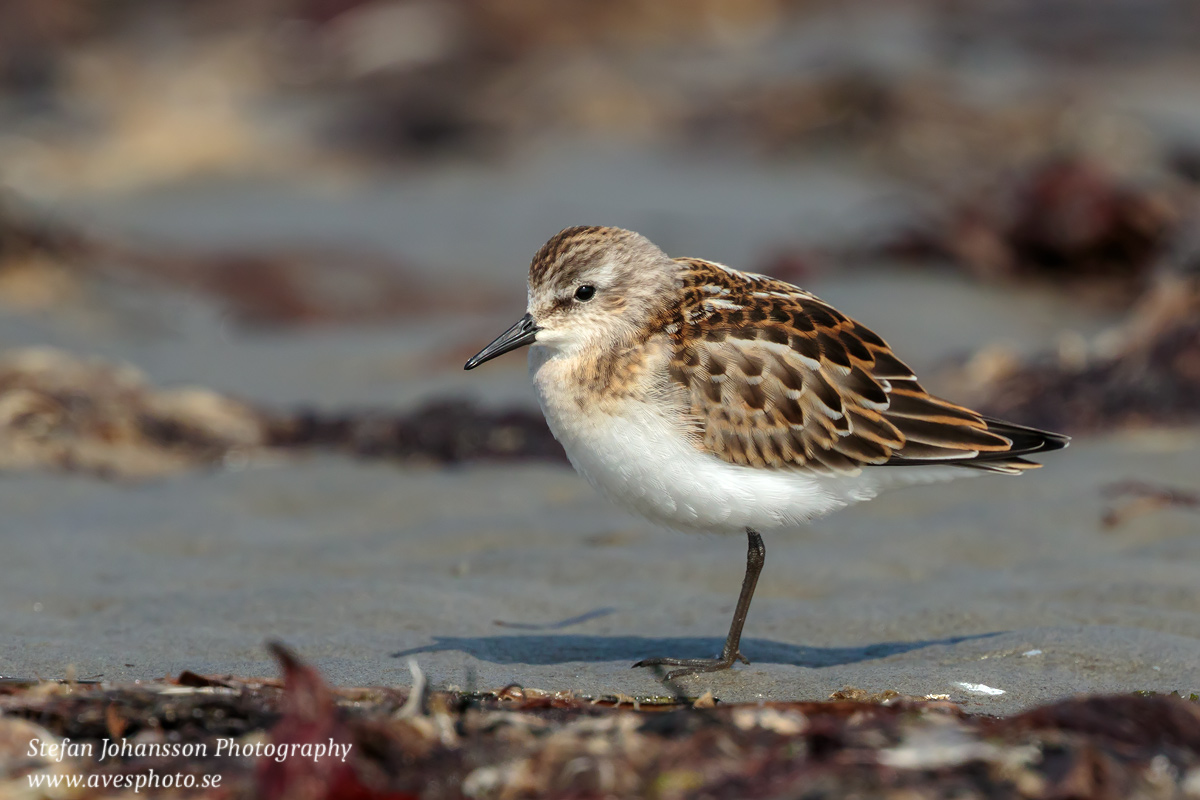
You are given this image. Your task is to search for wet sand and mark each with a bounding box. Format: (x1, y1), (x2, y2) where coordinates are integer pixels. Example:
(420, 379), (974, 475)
(2, 381), (1198, 715)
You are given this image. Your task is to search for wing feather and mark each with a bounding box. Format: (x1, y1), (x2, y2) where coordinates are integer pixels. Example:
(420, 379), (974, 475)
(665, 258), (1068, 475)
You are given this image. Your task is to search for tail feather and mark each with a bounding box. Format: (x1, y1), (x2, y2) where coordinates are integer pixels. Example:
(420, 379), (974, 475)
(883, 416), (1069, 474)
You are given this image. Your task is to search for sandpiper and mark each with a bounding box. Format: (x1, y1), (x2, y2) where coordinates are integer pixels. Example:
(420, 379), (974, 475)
(465, 226), (1068, 679)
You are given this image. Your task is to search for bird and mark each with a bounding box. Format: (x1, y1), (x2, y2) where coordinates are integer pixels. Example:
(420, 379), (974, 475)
(464, 225), (1069, 679)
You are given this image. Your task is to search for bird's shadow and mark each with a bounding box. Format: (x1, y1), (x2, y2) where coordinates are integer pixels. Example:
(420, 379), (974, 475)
(391, 631), (1004, 669)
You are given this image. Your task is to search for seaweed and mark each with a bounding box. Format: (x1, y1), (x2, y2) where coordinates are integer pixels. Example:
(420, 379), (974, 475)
(3, 644), (1199, 799)
(956, 272), (1200, 433)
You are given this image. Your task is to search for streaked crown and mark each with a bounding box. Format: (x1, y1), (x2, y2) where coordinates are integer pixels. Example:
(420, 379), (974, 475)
(523, 225), (682, 352)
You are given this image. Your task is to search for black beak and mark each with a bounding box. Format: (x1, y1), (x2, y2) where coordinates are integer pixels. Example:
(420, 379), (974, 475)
(464, 313), (541, 370)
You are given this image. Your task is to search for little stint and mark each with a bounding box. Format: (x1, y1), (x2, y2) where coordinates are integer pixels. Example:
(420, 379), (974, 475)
(466, 226), (1068, 679)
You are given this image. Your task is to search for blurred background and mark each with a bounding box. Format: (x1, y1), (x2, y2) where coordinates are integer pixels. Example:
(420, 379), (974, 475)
(2, 0), (1200, 461)
(2, 0), (1199, 696)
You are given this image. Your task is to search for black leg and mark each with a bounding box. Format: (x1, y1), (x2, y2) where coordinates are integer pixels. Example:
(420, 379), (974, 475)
(634, 528), (765, 680)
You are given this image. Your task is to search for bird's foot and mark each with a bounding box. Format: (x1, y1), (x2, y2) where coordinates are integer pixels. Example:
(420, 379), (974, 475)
(632, 652), (749, 680)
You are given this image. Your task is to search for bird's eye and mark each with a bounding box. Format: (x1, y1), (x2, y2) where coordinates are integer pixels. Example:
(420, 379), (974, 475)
(574, 285), (596, 302)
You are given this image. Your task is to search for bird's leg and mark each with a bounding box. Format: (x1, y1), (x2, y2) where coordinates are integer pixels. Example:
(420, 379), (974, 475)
(634, 528), (765, 680)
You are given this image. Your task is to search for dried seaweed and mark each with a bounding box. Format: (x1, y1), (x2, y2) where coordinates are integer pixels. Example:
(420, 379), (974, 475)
(0, 348), (265, 478)
(262, 400), (564, 466)
(3, 645), (1199, 799)
(885, 158), (1179, 293)
(956, 272), (1200, 433)
(0, 347), (564, 479)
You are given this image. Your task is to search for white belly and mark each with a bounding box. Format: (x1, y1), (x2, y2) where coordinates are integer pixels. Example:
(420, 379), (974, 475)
(559, 410), (873, 533)
(530, 353), (874, 534)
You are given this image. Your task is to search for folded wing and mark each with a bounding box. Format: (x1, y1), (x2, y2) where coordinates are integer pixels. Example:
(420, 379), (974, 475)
(665, 259), (1068, 476)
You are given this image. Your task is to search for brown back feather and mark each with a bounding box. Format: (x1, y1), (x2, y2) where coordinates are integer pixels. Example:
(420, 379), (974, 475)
(659, 259), (1067, 475)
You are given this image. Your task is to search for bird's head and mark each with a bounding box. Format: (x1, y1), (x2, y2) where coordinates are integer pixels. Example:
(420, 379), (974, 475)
(465, 226), (680, 369)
